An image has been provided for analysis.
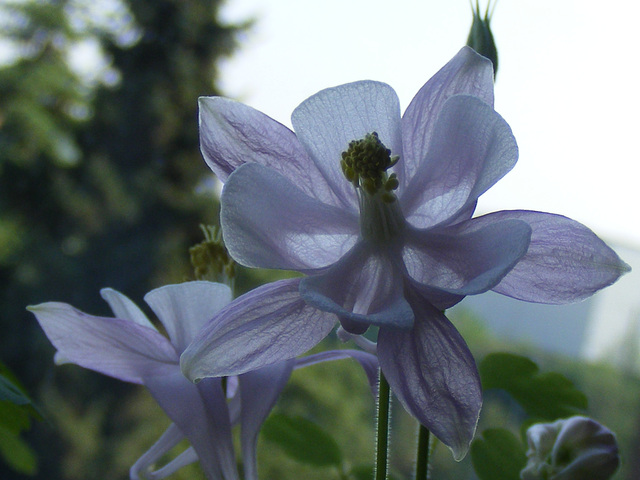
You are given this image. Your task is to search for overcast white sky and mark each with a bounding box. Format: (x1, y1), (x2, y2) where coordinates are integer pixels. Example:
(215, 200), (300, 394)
(217, 0), (640, 248)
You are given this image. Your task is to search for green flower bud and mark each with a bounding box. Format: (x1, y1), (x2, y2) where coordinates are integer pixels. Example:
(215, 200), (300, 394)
(466, 0), (498, 76)
(189, 224), (236, 288)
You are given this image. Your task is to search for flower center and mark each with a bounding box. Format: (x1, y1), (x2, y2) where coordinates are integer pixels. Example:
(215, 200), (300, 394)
(341, 132), (404, 245)
(340, 132), (400, 203)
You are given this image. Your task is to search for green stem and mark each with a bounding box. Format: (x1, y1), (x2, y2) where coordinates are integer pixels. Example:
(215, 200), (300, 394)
(375, 370), (391, 480)
(415, 424), (431, 480)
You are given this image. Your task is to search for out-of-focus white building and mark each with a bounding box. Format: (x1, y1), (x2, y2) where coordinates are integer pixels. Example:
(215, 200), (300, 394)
(450, 243), (640, 371)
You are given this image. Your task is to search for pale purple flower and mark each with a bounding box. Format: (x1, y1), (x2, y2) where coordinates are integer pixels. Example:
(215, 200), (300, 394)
(521, 416), (619, 480)
(183, 47), (629, 459)
(29, 281), (377, 479)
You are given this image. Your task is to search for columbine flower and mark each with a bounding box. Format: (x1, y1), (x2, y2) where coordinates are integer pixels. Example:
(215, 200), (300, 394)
(29, 282), (246, 480)
(29, 281), (378, 480)
(521, 416), (620, 480)
(183, 46), (629, 459)
(29, 282), (241, 479)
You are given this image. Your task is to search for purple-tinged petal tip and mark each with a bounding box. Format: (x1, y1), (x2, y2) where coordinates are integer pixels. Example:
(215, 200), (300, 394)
(480, 211), (631, 303)
(28, 302), (178, 384)
(181, 278), (336, 381)
(377, 290), (482, 461)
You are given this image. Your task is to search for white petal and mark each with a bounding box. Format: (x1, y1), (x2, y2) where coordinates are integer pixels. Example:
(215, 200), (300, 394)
(399, 47), (495, 190)
(292, 81), (403, 210)
(299, 242), (414, 330)
(239, 360), (295, 480)
(29, 303), (177, 384)
(181, 278), (337, 381)
(143, 448), (200, 480)
(479, 210), (631, 303)
(129, 424), (193, 480)
(145, 373), (238, 480)
(402, 218), (531, 296)
(377, 291), (481, 461)
(400, 95), (517, 229)
(221, 163), (358, 271)
(198, 96), (342, 207)
(100, 288), (157, 331)
(144, 282), (232, 353)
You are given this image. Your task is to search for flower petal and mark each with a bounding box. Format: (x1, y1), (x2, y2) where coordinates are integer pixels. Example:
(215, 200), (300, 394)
(402, 218), (532, 297)
(221, 163), (358, 270)
(143, 448), (199, 480)
(295, 349), (380, 396)
(144, 282), (233, 353)
(28, 303), (178, 383)
(144, 372), (238, 480)
(399, 46), (495, 190)
(299, 243), (414, 331)
(129, 423), (196, 480)
(335, 327), (378, 354)
(239, 360), (295, 480)
(466, 210), (632, 303)
(400, 95), (518, 229)
(377, 290), (482, 461)
(181, 278), (337, 381)
(291, 80), (403, 209)
(100, 288), (157, 331)
(198, 97), (342, 207)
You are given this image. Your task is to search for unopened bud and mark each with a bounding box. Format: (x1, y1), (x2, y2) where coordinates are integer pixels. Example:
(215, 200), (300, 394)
(189, 225), (236, 288)
(520, 416), (619, 480)
(466, 0), (498, 76)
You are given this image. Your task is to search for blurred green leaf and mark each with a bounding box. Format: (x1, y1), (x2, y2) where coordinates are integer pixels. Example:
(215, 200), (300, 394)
(0, 372), (31, 405)
(0, 425), (38, 475)
(349, 464), (399, 480)
(480, 353), (588, 420)
(0, 365), (43, 422)
(471, 428), (527, 480)
(0, 364), (40, 474)
(261, 413), (343, 467)
(0, 401), (32, 434)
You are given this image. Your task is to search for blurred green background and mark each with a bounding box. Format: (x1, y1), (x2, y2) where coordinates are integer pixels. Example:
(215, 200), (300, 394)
(1, 1), (638, 479)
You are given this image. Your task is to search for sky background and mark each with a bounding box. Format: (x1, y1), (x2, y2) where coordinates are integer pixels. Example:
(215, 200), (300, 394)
(217, 0), (640, 248)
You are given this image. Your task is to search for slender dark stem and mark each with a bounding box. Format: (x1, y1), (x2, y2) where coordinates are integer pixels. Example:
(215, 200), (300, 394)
(415, 424), (431, 480)
(375, 370), (391, 480)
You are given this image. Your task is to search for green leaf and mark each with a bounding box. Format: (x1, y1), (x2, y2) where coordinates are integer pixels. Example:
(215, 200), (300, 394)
(261, 413), (343, 467)
(479, 353), (587, 420)
(471, 428), (527, 480)
(0, 426), (38, 475)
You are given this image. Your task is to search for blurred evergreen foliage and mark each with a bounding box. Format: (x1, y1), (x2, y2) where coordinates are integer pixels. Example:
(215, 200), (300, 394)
(0, 0), (246, 477)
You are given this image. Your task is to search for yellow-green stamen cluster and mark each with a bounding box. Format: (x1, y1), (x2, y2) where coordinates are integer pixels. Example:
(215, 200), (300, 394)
(340, 132), (400, 203)
(189, 225), (236, 288)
